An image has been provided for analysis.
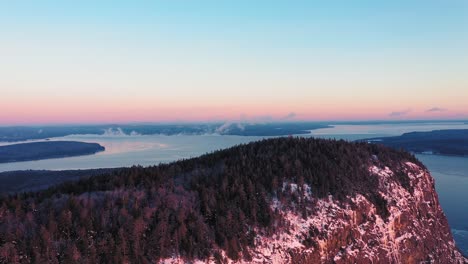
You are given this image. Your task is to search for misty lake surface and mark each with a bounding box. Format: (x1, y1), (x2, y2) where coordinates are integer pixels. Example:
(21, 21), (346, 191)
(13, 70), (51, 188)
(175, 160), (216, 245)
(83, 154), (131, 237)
(0, 121), (467, 254)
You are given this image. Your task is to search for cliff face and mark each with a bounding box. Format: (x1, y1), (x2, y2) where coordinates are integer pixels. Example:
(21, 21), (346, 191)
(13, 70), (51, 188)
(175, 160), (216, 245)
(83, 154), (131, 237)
(243, 162), (467, 264)
(0, 138), (465, 264)
(158, 141), (467, 264)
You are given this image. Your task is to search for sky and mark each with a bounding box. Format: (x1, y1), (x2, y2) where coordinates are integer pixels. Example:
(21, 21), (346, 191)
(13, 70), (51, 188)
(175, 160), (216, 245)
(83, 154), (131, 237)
(1, 1), (468, 125)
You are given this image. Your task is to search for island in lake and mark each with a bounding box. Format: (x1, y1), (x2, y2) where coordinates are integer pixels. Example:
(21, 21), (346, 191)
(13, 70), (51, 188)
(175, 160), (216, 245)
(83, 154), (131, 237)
(363, 129), (468, 156)
(0, 141), (105, 163)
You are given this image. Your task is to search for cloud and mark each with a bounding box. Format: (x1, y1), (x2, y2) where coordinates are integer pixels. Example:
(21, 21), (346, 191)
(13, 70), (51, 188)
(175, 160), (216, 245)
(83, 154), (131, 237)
(129, 130), (141, 136)
(103, 127), (127, 136)
(215, 122), (245, 133)
(236, 123), (245, 130)
(215, 122), (233, 133)
(216, 112), (298, 133)
(426, 107), (447, 112)
(389, 109), (411, 117)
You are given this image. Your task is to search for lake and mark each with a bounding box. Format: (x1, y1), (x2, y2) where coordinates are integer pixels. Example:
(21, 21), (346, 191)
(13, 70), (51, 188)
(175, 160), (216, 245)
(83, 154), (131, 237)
(2, 122), (468, 172)
(0, 121), (467, 254)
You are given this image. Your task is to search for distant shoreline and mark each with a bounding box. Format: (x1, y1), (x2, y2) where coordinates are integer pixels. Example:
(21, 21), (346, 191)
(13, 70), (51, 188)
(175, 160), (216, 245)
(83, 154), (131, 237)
(361, 129), (468, 157)
(0, 123), (331, 142)
(0, 141), (105, 163)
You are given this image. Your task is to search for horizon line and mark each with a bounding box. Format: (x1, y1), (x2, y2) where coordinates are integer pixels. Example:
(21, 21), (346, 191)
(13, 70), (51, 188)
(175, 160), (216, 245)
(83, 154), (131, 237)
(1, 118), (467, 127)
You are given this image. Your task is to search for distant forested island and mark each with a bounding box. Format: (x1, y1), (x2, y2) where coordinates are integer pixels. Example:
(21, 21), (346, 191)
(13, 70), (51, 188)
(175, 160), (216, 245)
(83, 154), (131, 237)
(363, 129), (468, 156)
(0, 123), (331, 142)
(0, 141), (105, 163)
(2, 121), (468, 142)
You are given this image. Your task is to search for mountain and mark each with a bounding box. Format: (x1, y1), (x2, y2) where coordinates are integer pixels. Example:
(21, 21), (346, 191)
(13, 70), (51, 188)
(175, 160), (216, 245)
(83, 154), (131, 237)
(0, 138), (465, 263)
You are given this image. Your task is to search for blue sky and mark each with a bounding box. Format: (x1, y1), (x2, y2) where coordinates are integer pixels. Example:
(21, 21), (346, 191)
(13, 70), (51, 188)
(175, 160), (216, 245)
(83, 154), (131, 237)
(1, 1), (467, 124)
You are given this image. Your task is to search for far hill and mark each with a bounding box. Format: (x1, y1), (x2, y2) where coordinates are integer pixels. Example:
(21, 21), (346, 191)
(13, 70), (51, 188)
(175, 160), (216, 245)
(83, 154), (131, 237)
(0, 141), (105, 163)
(0, 123), (330, 142)
(363, 129), (468, 156)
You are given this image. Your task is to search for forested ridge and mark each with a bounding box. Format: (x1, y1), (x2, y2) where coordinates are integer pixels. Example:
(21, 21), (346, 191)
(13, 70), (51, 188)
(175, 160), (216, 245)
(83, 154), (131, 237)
(0, 137), (422, 263)
(0, 141), (104, 163)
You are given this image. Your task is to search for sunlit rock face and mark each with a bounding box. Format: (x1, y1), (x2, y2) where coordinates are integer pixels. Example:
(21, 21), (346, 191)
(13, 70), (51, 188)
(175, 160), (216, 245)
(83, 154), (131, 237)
(239, 162), (467, 264)
(164, 162), (467, 264)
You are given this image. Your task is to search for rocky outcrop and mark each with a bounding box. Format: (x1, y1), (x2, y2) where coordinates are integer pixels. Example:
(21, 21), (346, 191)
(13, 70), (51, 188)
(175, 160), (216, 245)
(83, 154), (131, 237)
(162, 162), (467, 264)
(243, 162), (467, 263)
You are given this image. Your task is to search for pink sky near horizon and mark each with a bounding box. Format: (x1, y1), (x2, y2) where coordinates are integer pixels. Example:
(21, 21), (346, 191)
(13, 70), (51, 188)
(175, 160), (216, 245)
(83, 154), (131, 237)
(2, 95), (467, 125)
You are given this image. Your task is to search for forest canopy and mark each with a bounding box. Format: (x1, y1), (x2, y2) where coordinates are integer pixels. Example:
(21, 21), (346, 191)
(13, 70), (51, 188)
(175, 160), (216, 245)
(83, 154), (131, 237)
(0, 137), (421, 263)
